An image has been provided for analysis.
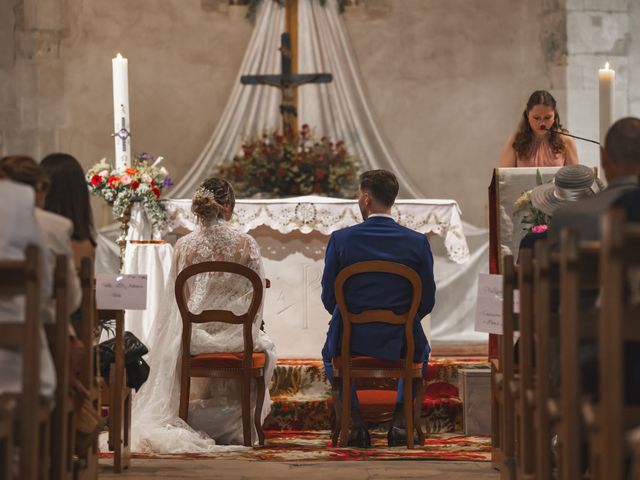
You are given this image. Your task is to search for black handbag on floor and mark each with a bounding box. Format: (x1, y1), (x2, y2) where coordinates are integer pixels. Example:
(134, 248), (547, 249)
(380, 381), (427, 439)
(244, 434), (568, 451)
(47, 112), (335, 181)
(98, 331), (150, 391)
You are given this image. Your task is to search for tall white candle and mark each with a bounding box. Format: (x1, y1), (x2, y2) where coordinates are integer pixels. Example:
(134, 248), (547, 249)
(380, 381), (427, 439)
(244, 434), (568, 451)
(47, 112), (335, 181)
(598, 61), (615, 147)
(112, 53), (131, 170)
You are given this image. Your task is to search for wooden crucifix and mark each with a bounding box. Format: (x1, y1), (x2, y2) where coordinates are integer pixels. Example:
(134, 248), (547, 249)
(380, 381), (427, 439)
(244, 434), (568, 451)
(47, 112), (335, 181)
(240, 0), (332, 139)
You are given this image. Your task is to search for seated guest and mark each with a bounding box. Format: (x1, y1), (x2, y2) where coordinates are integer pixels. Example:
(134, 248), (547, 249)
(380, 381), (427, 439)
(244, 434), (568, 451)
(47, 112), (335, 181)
(0, 173), (56, 398)
(321, 169), (436, 447)
(518, 164), (603, 258)
(614, 187), (640, 222)
(549, 117), (640, 242)
(0, 156), (81, 313)
(40, 153), (96, 270)
(499, 90), (579, 167)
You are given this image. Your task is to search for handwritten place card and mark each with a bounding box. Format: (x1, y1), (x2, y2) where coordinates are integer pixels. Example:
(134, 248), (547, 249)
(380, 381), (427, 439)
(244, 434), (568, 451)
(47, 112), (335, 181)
(474, 273), (520, 335)
(96, 274), (147, 310)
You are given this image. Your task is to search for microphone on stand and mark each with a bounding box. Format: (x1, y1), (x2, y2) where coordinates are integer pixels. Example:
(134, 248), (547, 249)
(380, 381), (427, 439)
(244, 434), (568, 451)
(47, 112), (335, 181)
(540, 125), (600, 145)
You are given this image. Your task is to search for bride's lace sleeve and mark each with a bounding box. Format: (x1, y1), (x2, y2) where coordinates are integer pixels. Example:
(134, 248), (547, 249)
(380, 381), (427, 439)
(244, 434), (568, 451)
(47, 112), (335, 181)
(240, 235), (265, 328)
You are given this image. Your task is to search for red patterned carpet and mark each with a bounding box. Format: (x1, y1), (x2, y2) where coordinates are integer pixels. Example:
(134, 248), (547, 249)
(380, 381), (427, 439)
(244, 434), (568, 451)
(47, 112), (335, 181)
(100, 430), (491, 462)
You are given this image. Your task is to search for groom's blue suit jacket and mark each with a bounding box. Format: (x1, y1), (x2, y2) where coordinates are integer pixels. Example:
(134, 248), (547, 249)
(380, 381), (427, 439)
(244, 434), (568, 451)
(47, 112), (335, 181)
(321, 216), (436, 362)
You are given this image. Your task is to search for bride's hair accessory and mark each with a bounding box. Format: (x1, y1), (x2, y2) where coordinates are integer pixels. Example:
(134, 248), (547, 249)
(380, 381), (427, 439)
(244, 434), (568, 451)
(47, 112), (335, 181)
(192, 178), (236, 225)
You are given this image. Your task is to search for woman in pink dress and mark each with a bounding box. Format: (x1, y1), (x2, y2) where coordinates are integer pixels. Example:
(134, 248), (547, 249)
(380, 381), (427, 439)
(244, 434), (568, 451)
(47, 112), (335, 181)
(499, 90), (579, 167)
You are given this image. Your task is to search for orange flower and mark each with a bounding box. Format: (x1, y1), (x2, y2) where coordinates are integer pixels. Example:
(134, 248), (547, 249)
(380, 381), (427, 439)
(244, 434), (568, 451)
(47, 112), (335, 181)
(125, 168), (138, 176)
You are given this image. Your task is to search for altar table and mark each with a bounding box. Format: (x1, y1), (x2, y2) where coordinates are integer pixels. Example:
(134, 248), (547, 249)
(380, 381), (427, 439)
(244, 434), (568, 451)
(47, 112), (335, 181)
(125, 195), (470, 358)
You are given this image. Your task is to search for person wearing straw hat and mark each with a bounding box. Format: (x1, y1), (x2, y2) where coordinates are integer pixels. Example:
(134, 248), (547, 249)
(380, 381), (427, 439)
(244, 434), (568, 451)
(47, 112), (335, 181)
(549, 117), (640, 243)
(518, 165), (603, 254)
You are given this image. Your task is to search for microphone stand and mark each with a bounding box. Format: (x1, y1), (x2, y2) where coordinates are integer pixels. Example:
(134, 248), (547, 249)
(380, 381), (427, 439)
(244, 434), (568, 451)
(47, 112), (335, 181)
(549, 129), (600, 145)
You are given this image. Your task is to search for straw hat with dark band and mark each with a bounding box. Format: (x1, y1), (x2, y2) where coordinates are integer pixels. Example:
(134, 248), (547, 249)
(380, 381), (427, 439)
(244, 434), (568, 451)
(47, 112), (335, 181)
(530, 165), (604, 216)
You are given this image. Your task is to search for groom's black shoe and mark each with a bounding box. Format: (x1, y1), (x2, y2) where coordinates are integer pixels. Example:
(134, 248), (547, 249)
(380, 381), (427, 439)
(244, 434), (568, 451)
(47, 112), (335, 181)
(387, 426), (419, 447)
(347, 426), (371, 448)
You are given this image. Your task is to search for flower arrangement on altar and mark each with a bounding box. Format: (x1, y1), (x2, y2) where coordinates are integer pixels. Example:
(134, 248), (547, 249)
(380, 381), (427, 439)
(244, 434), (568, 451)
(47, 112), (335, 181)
(86, 152), (173, 230)
(215, 124), (360, 198)
(512, 169), (548, 233)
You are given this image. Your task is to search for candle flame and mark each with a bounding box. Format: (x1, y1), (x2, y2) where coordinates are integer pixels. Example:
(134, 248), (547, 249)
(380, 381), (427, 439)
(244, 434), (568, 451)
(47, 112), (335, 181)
(605, 61), (610, 69)
(116, 53), (123, 59)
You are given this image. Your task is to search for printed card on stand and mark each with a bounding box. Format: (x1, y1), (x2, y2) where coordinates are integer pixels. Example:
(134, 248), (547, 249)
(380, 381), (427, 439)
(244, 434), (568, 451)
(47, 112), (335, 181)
(96, 274), (148, 310)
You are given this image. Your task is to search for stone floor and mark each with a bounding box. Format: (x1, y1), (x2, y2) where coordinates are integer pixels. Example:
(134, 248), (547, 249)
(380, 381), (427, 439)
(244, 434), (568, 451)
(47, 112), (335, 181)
(99, 458), (499, 479)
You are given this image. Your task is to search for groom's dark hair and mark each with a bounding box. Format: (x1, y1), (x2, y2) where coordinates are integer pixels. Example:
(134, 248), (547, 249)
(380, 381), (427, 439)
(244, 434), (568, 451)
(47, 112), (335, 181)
(359, 169), (399, 208)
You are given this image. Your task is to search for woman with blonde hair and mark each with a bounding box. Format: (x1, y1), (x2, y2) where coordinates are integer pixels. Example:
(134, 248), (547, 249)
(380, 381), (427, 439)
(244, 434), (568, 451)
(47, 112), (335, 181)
(130, 177), (276, 451)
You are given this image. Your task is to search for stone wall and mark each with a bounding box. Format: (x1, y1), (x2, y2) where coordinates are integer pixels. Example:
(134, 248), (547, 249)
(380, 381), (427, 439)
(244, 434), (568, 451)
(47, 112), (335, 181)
(565, 0), (634, 169)
(2, 0), (639, 227)
(0, 0), (66, 159)
(344, 0), (563, 225)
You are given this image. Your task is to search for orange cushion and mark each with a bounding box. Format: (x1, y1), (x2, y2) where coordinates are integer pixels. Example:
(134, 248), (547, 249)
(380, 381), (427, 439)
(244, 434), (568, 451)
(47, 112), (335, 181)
(327, 390), (398, 417)
(332, 355), (422, 370)
(190, 352), (266, 369)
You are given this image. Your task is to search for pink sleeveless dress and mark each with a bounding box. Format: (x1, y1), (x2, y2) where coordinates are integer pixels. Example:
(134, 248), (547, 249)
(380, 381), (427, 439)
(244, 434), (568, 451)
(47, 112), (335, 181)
(515, 136), (566, 167)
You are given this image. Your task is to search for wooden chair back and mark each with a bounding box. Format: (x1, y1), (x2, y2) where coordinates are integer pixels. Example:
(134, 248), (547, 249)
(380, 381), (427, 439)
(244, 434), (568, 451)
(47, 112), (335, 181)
(175, 261), (263, 373)
(174, 261), (266, 446)
(74, 257), (99, 480)
(559, 228), (600, 480)
(515, 249), (536, 478)
(50, 254), (77, 480)
(598, 209), (640, 479)
(499, 254), (517, 478)
(533, 240), (560, 479)
(0, 245), (43, 480)
(333, 260), (423, 449)
(0, 397), (16, 480)
(96, 308), (130, 472)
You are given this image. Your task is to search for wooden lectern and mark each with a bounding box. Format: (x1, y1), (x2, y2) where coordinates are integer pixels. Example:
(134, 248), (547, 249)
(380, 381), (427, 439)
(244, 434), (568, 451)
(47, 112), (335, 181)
(488, 167), (560, 468)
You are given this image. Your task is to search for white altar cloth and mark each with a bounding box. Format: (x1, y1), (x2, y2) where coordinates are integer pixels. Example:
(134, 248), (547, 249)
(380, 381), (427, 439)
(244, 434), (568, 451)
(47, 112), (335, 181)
(125, 196), (476, 358)
(163, 195), (469, 264)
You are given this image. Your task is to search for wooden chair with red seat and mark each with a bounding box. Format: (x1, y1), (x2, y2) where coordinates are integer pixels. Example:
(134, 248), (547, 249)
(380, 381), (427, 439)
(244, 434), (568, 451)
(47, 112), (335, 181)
(330, 260), (425, 449)
(175, 261), (267, 447)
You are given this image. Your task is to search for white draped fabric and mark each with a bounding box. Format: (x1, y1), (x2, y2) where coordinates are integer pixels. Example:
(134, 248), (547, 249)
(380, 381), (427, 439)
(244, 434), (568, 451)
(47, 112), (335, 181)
(171, 0), (421, 199)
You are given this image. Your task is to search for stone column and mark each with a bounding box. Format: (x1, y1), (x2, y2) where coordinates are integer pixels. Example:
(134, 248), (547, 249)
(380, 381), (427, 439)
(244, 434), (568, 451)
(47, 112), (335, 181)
(1, 0), (66, 159)
(565, 0), (631, 169)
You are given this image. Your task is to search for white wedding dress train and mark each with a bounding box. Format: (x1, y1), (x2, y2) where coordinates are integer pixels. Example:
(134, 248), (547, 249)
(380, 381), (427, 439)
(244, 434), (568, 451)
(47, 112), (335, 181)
(125, 220), (276, 453)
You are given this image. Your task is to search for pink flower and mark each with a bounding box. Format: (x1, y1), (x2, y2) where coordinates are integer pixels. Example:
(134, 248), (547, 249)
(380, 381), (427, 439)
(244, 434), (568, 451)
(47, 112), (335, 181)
(120, 174), (132, 186)
(532, 224), (548, 234)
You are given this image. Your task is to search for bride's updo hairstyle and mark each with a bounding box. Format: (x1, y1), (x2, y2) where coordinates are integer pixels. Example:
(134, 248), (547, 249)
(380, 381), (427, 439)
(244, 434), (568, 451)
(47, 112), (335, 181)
(192, 177), (236, 224)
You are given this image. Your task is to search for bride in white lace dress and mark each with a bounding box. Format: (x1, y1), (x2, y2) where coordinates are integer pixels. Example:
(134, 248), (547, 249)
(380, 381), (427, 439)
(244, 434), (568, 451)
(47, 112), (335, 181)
(128, 178), (276, 453)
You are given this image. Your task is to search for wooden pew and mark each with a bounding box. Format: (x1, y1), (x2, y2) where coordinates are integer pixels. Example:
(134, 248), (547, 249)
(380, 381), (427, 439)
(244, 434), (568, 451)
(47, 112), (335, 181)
(499, 254), (517, 480)
(97, 308), (131, 473)
(559, 229), (600, 480)
(596, 209), (640, 479)
(0, 246), (51, 480)
(50, 255), (75, 480)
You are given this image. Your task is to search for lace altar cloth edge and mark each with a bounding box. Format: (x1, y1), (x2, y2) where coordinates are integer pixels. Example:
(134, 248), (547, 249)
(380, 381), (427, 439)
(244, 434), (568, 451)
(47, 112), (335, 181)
(162, 195), (470, 264)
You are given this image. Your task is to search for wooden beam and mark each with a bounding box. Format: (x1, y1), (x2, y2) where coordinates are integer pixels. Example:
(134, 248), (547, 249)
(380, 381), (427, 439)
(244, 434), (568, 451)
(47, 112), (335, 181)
(285, 0), (299, 135)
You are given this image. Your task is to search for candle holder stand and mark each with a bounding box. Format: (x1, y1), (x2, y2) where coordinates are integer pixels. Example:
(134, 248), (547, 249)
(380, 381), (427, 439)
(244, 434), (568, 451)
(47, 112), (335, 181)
(116, 202), (133, 273)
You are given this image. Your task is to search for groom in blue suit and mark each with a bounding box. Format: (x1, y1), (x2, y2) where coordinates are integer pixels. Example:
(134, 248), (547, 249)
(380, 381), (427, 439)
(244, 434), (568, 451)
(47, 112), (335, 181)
(321, 169), (436, 447)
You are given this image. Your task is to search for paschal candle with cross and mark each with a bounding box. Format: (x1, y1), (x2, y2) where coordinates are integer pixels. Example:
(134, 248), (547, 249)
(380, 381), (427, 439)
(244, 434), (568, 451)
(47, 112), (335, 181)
(112, 53), (131, 170)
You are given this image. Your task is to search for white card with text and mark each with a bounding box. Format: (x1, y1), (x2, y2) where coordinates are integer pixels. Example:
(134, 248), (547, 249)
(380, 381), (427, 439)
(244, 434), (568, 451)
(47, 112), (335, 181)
(474, 273), (502, 334)
(474, 273), (520, 335)
(95, 274), (147, 310)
